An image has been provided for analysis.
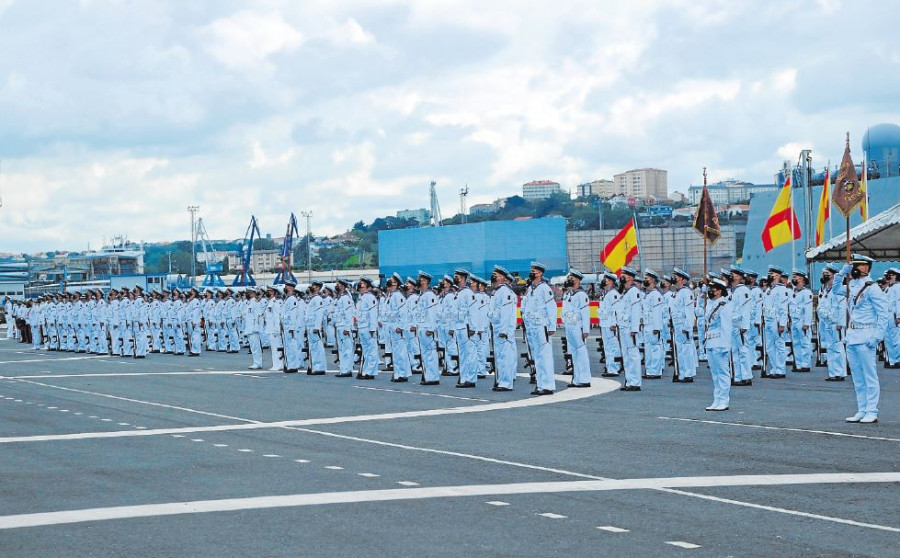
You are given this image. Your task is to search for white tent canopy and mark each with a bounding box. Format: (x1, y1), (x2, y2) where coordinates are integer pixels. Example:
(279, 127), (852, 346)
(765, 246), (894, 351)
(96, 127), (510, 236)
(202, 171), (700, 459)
(806, 202), (900, 262)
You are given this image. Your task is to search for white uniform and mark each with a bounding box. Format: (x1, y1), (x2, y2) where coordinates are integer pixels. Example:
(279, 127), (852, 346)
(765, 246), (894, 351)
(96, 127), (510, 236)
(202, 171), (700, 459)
(562, 287), (591, 385)
(705, 295), (733, 409)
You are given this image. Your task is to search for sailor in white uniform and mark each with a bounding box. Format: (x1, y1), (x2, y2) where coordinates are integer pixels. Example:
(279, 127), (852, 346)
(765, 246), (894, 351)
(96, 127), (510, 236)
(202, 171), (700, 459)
(704, 278), (733, 411)
(562, 268), (592, 387)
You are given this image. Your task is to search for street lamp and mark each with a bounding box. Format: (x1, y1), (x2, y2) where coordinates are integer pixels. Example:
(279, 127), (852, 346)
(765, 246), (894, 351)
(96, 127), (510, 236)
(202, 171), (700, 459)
(187, 205), (199, 287)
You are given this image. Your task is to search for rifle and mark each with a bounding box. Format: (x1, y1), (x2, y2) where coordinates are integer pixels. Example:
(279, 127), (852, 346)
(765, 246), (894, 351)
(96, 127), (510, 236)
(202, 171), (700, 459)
(667, 307), (681, 382)
(519, 321), (536, 383)
(760, 314), (769, 377)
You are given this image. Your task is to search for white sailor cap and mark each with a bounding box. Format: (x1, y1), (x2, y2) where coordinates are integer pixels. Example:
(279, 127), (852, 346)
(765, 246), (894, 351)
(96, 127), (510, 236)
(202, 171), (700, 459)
(673, 268), (691, 281)
(643, 269), (660, 282)
(568, 268), (584, 280)
(851, 253), (875, 265)
(530, 261), (546, 272)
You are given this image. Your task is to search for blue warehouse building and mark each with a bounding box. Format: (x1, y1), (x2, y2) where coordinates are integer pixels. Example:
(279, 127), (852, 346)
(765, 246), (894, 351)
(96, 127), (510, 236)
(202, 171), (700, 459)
(378, 217), (567, 280)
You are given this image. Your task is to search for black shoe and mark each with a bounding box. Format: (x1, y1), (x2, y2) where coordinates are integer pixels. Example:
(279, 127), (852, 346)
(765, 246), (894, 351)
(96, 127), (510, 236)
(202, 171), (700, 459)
(308, 370), (326, 376)
(358, 374), (376, 380)
(188, 353), (200, 357)
(642, 375), (661, 380)
(477, 374), (487, 379)
(770, 374), (786, 379)
(441, 371), (459, 377)
(492, 386), (512, 392)
(133, 355), (145, 359)
(825, 376), (845, 382)
(390, 377), (409, 383)
(567, 382), (591, 388)
(456, 381), (476, 388)
(736, 379), (752, 386)
(285, 368), (299, 374)
(420, 380), (440, 386)
(411, 368), (423, 374)
(794, 367), (811, 373)
(619, 385), (641, 392)
(675, 377), (693, 383)
(530, 388), (554, 396)
(601, 372), (620, 377)
(335, 373), (353, 378)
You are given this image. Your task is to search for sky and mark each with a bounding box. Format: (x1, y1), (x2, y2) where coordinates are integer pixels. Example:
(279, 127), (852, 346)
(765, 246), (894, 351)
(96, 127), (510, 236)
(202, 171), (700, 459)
(0, 0), (898, 253)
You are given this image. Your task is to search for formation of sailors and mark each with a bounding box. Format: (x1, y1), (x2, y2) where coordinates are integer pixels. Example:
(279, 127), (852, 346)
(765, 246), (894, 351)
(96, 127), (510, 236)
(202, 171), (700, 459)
(3, 256), (898, 420)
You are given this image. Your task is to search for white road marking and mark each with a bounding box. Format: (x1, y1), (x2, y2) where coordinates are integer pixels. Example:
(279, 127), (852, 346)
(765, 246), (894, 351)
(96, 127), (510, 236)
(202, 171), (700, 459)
(0, 355), (111, 365)
(14, 399), (22, 402)
(0, 377), (619, 444)
(190, 439), (204, 442)
(117, 422), (129, 426)
(597, 526), (629, 533)
(213, 444), (228, 447)
(352, 385), (490, 402)
(666, 541), (701, 549)
(325, 466), (344, 470)
(294, 459), (309, 464)
(3, 370), (281, 380)
(9, 378), (255, 425)
(486, 501), (510, 506)
(657, 486), (900, 534)
(539, 513), (567, 519)
(397, 481), (419, 486)
(135, 427), (147, 430)
(2, 473), (897, 530)
(238, 449), (253, 453)
(263, 454), (280, 458)
(47, 406), (57, 410)
(659, 416), (900, 443)
(100, 419), (112, 422)
(358, 473), (380, 478)
(171, 435), (185, 438)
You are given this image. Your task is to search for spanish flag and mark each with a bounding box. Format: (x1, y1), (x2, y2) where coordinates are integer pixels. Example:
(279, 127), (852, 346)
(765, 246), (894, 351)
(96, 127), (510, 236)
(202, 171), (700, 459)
(600, 219), (638, 274)
(814, 169), (830, 246)
(761, 175), (801, 253)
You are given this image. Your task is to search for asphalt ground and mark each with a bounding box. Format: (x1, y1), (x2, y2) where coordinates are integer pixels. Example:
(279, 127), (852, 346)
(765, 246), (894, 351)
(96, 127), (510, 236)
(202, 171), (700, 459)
(1, 333), (898, 557)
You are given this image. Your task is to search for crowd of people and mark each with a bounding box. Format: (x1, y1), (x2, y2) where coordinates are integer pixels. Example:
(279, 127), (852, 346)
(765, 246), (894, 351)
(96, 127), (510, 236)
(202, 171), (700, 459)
(3, 256), (898, 422)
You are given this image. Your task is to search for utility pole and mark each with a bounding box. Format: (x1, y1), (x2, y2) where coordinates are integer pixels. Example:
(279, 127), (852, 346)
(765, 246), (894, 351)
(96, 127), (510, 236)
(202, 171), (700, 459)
(187, 206), (199, 287)
(459, 185), (469, 224)
(301, 211), (312, 283)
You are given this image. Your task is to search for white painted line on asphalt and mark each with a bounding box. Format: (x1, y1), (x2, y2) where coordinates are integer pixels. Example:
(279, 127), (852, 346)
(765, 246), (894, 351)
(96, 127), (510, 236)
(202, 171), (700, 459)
(597, 526), (629, 533)
(352, 385), (491, 402)
(116, 422), (128, 425)
(0, 355), (111, 365)
(263, 454), (280, 458)
(325, 466), (344, 470)
(100, 419), (112, 422)
(4, 473), (898, 531)
(14, 399), (22, 402)
(358, 473), (380, 478)
(213, 444), (228, 447)
(190, 439), (204, 442)
(171, 435), (185, 438)
(135, 427), (147, 430)
(4, 370), (280, 380)
(397, 481), (419, 486)
(294, 459), (309, 464)
(47, 406), (57, 410)
(539, 513), (567, 519)
(238, 449), (253, 453)
(657, 486), (900, 534)
(666, 541), (701, 549)
(486, 501), (510, 506)
(10, 378), (255, 425)
(659, 416), (900, 443)
(0, 377), (619, 444)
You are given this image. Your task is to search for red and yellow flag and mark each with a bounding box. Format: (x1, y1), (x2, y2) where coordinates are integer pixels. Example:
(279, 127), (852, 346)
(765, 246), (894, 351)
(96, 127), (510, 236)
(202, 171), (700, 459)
(761, 175), (801, 253)
(814, 169), (830, 246)
(600, 219), (638, 274)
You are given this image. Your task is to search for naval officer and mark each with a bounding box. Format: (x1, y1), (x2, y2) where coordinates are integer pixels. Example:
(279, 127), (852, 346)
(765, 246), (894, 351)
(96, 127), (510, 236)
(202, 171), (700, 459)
(562, 268), (592, 387)
(521, 262), (557, 395)
(617, 267), (643, 391)
(762, 266), (789, 379)
(640, 269), (664, 380)
(789, 270), (813, 372)
(818, 265), (848, 381)
(833, 254), (889, 424)
(704, 278), (733, 411)
(884, 267), (900, 368)
(489, 265), (519, 391)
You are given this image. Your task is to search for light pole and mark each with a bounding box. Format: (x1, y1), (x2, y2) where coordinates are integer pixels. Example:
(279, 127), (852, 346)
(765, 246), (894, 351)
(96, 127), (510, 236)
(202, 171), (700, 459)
(187, 205), (199, 286)
(301, 211), (312, 283)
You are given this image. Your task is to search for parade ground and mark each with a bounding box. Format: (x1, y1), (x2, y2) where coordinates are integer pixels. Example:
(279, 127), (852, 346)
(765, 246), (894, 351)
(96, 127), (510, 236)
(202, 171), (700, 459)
(1, 336), (898, 557)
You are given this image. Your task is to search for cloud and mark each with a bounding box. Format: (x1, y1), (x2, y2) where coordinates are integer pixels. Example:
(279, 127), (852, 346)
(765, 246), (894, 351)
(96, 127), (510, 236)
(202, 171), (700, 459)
(0, 0), (896, 253)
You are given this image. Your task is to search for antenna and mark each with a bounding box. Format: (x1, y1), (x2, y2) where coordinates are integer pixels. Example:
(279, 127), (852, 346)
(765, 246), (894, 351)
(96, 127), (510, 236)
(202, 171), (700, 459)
(187, 205), (199, 287)
(429, 180), (442, 226)
(459, 184), (469, 224)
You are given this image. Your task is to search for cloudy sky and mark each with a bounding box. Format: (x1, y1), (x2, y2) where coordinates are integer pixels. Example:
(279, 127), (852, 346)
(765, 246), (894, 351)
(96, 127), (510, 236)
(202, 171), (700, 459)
(0, 0), (897, 253)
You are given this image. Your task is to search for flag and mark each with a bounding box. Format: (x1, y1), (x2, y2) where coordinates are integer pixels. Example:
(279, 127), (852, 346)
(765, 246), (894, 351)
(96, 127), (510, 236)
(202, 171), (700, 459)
(600, 218), (638, 274)
(692, 184), (721, 245)
(860, 158), (868, 221)
(814, 169), (831, 246)
(832, 134), (864, 218)
(761, 175), (801, 253)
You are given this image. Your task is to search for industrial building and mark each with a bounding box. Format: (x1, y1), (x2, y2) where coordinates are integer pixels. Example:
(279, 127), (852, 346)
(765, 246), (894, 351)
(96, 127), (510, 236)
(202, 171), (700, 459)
(379, 217), (568, 280)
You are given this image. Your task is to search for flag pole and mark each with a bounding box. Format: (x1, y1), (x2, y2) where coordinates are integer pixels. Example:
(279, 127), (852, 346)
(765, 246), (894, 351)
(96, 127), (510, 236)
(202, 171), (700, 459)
(788, 163), (796, 274)
(632, 210), (644, 271)
(827, 162), (833, 243)
(702, 167), (708, 279)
